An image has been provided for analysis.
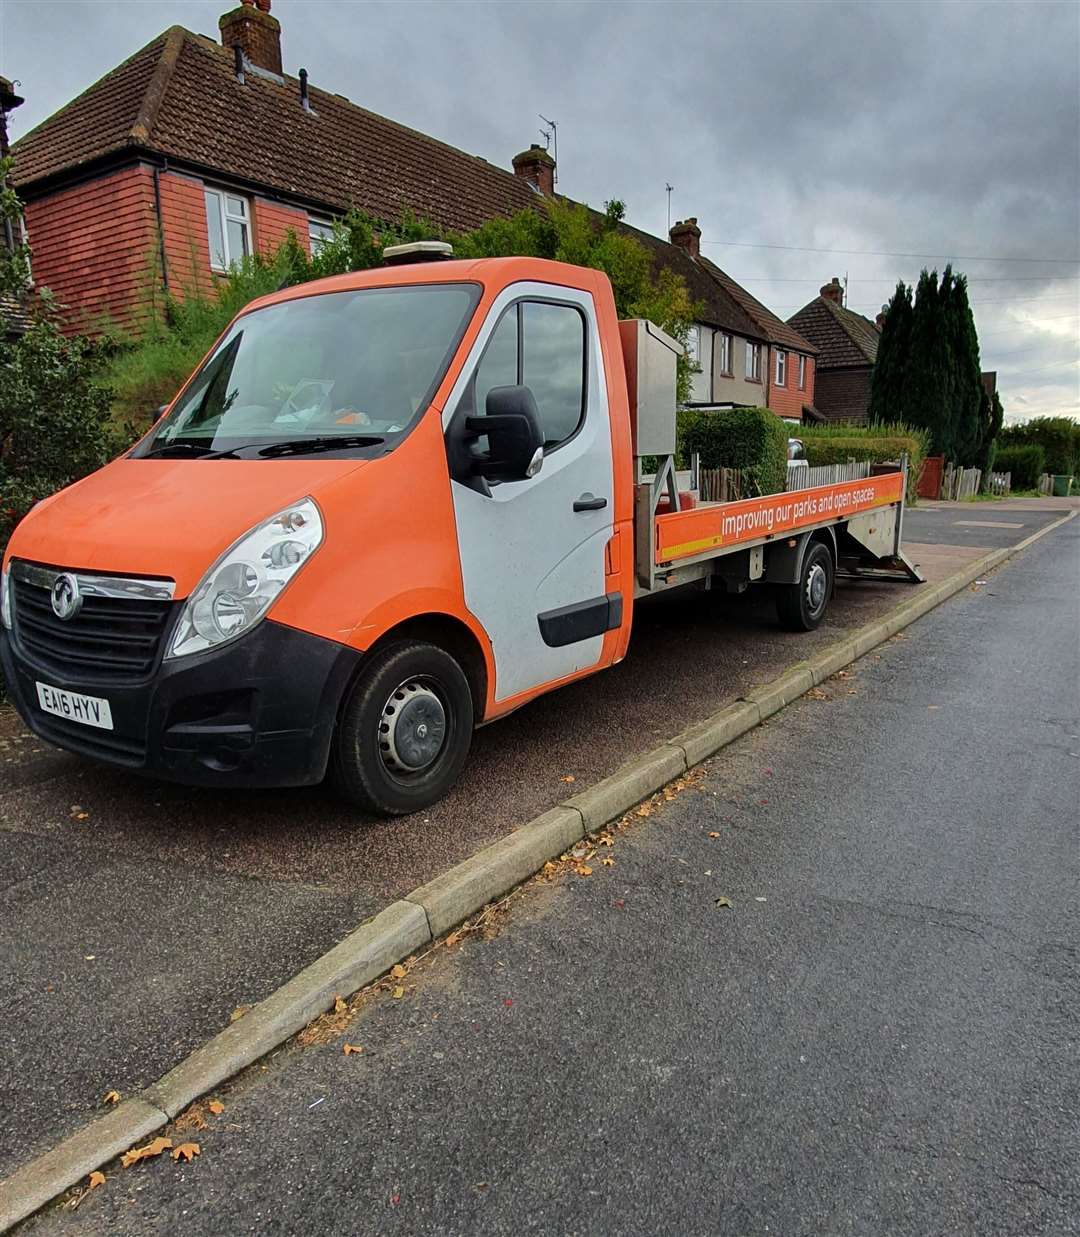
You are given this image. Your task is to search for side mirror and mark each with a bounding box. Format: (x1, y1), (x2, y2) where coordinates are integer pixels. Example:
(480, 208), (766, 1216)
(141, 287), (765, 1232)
(466, 385), (544, 481)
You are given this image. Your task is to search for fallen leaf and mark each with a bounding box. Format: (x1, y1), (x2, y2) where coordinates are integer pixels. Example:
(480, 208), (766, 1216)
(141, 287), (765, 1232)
(714, 896), (733, 910)
(208, 1100), (224, 1116)
(230, 1005), (251, 1023)
(121, 1136), (173, 1168)
(343, 1043), (363, 1055)
(576, 865), (593, 877)
(333, 995), (347, 1014)
(171, 1142), (200, 1162)
(560, 774), (576, 783)
(708, 831), (720, 839)
(614, 899), (626, 909)
(598, 834), (614, 847)
(601, 857), (615, 867)
(103, 1089), (120, 1105)
(444, 930), (462, 947)
(390, 964), (407, 980)
(392, 986), (405, 999)
(88, 1171), (105, 1189)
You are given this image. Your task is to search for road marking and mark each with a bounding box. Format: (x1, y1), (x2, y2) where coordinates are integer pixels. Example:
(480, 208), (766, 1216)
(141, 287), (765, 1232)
(953, 520), (1026, 528)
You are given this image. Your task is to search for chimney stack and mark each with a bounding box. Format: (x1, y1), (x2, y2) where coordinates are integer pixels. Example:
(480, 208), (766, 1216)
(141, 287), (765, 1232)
(220, 0), (282, 76)
(669, 218), (701, 260)
(512, 144), (555, 196)
(820, 277), (844, 306)
(875, 305), (888, 330)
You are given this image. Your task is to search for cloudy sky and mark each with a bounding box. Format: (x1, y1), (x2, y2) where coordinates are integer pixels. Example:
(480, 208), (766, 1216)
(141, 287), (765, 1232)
(3, 0), (1078, 422)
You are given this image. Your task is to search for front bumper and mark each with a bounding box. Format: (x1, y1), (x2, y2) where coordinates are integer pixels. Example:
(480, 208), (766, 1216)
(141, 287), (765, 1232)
(0, 619), (361, 788)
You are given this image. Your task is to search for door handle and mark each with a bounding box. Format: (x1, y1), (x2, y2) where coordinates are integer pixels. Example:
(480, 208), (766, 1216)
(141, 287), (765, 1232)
(573, 494), (608, 512)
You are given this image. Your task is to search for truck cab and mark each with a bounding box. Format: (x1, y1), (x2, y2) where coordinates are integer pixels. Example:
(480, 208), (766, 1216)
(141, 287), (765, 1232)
(1, 257), (635, 815)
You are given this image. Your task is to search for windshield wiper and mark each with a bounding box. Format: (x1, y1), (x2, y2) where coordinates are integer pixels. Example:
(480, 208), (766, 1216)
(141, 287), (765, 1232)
(139, 441), (250, 460)
(258, 435), (385, 458)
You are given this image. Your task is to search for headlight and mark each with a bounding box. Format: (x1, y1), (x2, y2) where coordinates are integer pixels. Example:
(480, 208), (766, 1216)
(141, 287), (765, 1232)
(167, 497), (323, 659)
(1, 564), (11, 631)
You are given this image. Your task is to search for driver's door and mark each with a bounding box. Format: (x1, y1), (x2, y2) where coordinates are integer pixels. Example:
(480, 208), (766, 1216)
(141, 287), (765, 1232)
(444, 284), (616, 705)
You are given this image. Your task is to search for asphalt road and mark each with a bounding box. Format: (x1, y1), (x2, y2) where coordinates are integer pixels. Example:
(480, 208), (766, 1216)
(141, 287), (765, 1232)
(22, 498), (1079, 1235)
(1, 498), (1073, 1189)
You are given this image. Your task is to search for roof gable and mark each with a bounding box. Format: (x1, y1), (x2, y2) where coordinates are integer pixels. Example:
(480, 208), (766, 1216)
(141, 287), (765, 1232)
(787, 296), (880, 368)
(697, 256), (817, 354)
(12, 26), (538, 232)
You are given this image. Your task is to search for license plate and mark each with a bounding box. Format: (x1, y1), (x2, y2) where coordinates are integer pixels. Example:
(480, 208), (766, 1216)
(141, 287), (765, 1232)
(35, 682), (114, 731)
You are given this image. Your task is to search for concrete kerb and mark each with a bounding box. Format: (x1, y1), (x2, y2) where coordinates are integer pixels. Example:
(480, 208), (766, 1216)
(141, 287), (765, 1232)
(2, 507), (1074, 1233)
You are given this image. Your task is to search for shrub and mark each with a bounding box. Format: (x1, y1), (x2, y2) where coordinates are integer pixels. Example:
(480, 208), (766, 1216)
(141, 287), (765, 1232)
(676, 406), (788, 496)
(998, 417), (1079, 476)
(992, 444), (1045, 490)
(799, 422), (929, 503)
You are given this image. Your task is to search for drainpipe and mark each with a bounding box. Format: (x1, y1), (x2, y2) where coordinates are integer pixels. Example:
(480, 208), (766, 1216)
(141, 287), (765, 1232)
(152, 159), (170, 299)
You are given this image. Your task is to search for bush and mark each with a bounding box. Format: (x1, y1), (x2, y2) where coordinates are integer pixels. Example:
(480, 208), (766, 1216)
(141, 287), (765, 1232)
(992, 444), (1045, 490)
(798, 422), (929, 504)
(676, 406), (788, 496)
(998, 417), (1079, 477)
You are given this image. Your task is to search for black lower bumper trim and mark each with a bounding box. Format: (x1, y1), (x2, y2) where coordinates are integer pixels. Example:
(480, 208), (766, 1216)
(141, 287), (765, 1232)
(1, 620), (361, 789)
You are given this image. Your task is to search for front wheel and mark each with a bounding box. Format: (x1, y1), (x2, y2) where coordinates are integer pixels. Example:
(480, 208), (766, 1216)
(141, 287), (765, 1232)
(331, 640), (474, 815)
(775, 541), (834, 631)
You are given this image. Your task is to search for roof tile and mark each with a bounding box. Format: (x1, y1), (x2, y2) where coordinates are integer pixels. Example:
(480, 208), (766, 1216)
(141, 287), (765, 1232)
(787, 295), (880, 368)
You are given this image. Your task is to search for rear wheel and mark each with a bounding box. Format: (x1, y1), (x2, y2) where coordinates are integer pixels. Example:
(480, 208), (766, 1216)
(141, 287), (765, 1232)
(331, 640), (474, 815)
(775, 541), (833, 631)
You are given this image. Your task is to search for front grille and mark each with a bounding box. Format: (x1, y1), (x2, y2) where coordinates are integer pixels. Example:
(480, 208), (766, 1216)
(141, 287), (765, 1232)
(12, 566), (175, 686)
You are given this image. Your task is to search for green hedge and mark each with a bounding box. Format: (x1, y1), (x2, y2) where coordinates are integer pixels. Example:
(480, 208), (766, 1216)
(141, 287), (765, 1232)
(992, 444), (1045, 490)
(998, 417), (1079, 476)
(677, 406), (788, 496)
(799, 422), (929, 504)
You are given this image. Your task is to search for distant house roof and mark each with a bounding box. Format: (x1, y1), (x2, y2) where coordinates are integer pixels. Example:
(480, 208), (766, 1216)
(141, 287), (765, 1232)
(11, 27), (538, 233)
(787, 295), (880, 368)
(698, 257), (816, 354)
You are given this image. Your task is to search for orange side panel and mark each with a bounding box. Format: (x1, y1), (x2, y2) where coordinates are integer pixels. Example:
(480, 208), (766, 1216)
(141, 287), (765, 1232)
(655, 473), (904, 563)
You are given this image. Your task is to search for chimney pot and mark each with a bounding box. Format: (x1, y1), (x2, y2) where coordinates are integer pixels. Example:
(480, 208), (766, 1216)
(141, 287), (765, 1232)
(220, 1), (282, 75)
(512, 144), (555, 196)
(820, 277), (844, 305)
(669, 216), (702, 260)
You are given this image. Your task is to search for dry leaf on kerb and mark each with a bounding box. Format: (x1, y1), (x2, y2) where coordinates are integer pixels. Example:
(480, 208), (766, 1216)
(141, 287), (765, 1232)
(208, 1100), (225, 1116)
(172, 1142), (200, 1162)
(390, 964), (407, 979)
(601, 857), (615, 867)
(230, 1005), (251, 1023)
(560, 774), (576, 783)
(333, 995), (347, 1014)
(392, 986), (405, 999)
(576, 865), (593, 877)
(707, 831), (720, 839)
(88, 1171), (105, 1189)
(102, 1089), (120, 1105)
(121, 1136), (173, 1168)
(343, 1043), (363, 1056)
(714, 896), (733, 909)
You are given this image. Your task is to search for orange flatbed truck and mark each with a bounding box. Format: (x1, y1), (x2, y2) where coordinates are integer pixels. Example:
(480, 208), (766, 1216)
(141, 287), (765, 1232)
(0, 252), (921, 815)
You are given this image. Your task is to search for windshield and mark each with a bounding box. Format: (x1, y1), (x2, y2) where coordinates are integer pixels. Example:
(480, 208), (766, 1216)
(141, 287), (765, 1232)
(135, 283), (479, 459)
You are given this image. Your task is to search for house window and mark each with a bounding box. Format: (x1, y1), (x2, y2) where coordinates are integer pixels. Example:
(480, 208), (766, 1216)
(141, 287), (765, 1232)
(775, 349), (787, 387)
(308, 216), (334, 254)
(473, 300), (586, 448)
(718, 332), (732, 375)
(686, 325), (701, 367)
(798, 355), (807, 390)
(204, 188), (250, 270)
(745, 341), (761, 382)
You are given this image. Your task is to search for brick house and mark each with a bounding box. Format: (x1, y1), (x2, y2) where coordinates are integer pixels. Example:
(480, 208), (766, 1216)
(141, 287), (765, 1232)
(787, 278), (882, 423)
(11, 0), (815, 426)
(661, 218), (818, 420)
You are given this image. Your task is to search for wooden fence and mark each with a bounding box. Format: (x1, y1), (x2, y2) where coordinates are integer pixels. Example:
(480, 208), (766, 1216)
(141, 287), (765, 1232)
(987, 472), (1011, 496)
(1038, 473), (1053, 495)
(941, 464), (982, 500)
(697, 466), (743, 503)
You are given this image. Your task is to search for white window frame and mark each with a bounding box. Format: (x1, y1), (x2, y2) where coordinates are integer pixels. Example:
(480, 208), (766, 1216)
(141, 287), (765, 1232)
(686, 324), (701, 367)
(775, 349), (787, 387)
(745, 341), (761, 382)
(308, 215), (335, 254)
(798, 354), (807, 390)
(204, 187), (250, 271)
(719, 332), (732, 375)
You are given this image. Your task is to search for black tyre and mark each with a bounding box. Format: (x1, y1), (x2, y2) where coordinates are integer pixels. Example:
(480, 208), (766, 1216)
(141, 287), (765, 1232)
(331, 640), (474, 815)
(775, 541), (833, 631)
